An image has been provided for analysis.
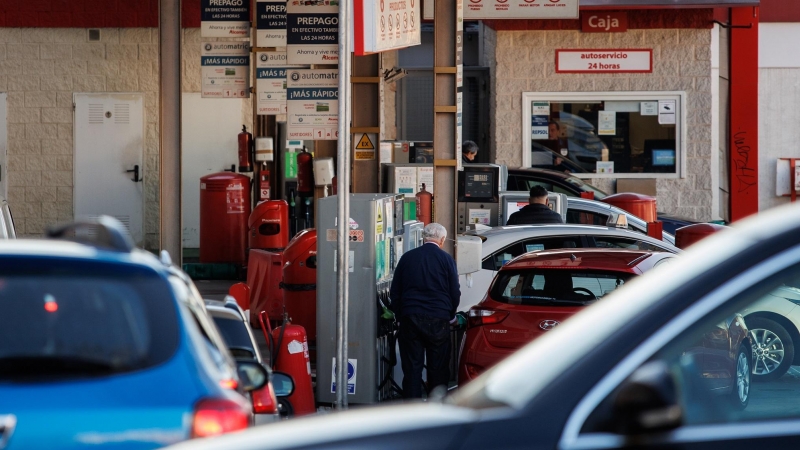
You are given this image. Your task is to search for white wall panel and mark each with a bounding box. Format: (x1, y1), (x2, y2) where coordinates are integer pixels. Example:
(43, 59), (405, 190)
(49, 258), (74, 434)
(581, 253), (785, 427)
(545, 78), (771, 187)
(760, 24), (800, 68)
(759, 68), (800, 211)
(181, 93), (243, 249)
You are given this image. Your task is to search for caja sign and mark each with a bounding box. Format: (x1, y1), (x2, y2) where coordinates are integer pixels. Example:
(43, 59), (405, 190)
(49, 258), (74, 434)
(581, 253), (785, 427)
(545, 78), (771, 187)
(581, 11), (628, 33)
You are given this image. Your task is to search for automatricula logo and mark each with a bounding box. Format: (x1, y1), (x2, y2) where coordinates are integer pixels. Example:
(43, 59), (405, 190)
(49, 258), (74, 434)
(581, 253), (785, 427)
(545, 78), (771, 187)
(291, 72), (300, 81)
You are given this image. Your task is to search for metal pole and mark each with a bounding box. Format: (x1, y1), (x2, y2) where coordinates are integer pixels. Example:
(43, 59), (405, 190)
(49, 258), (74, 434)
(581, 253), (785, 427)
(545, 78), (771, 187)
(159, 0), (182, 261)
(335, 0), (352, 410)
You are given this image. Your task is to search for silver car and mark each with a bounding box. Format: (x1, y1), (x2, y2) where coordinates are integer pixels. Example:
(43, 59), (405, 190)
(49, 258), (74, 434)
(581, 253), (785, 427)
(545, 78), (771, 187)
(458, 224), (680, 310)
(565, 196), (676, 245)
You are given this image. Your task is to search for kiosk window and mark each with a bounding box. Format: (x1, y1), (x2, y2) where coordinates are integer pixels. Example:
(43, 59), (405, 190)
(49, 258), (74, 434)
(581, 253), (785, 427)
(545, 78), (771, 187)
(523, 92), (684, 178)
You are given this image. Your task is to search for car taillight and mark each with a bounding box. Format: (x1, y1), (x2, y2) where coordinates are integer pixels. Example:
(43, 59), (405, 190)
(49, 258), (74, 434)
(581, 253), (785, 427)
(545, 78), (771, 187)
(219, 379), (238, 390)
(467, 307), (509, 329)
(251, 382), (279, 414)
(191, 398), (250, 438)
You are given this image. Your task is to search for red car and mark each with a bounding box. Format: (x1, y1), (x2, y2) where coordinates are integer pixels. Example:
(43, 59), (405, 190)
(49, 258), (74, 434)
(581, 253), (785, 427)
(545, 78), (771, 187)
(458, 249), (676, 385)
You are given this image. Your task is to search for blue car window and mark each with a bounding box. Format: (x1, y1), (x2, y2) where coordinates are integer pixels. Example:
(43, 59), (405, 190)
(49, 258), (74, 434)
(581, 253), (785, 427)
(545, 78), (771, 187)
(0, 271), (179, 381)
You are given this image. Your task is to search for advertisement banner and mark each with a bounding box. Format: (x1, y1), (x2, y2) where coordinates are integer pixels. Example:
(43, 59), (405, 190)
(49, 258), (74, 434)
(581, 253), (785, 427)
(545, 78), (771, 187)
(201, 42), (250, 98)
(256, 51), (305, 115)
(424, 0), (577, 20)
(256, 0), (288, 47)
(286, 69), (339, 140)
(201, 0), (251, 38)
(287, 1), (339, 65)
(355, 0), (421, 55)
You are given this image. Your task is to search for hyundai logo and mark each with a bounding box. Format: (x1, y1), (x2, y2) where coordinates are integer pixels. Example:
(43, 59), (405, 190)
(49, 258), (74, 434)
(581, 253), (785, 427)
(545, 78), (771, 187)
(539, 320), (559, 331)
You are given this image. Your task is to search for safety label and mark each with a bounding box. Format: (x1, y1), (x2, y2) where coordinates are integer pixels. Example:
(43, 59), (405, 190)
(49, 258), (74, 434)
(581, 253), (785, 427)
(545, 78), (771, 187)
(331, 358), (357, 395)
(226, 184), (246, 214)
(326, 229), (364, 242)
(287, 340), (304, 354)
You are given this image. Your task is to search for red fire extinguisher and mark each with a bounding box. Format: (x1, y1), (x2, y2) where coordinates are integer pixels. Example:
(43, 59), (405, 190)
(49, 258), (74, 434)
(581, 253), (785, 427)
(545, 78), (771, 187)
(238, 125), (253, 173)
(416, 183), (432, 225)
(258, 163), (270, 202)
(296, 148), (313, 196)
(271, 321), (316, 416)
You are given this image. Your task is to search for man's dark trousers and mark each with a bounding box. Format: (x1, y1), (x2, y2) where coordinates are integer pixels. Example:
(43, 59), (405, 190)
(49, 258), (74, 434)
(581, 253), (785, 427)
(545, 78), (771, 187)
(398, 314), (451, 398)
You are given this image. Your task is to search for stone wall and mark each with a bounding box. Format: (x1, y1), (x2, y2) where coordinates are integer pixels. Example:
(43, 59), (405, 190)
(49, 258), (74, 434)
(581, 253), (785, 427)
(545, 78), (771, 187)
(0, 27), (248, 251)
(490, 28), (714, 221)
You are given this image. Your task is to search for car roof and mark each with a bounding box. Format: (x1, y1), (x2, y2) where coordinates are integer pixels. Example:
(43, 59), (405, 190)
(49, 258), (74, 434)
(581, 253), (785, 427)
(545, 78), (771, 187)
(502, 248), (664, 272)
(205, 304), (244, 322)
(508, 167), (573, 180)
(0, 239), (165, 269)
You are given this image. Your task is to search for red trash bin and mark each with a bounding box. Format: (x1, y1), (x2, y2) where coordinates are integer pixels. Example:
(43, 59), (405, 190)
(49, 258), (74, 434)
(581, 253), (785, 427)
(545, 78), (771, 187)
(249, 200), (289, 251)
(199, 172), (251, 265)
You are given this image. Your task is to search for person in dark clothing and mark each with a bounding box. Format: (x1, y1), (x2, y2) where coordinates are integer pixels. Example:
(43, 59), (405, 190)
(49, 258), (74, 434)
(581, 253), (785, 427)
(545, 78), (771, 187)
(389, 223), (461, 399)
(506, 185), (564, 225)
(462, 140), (478, 165)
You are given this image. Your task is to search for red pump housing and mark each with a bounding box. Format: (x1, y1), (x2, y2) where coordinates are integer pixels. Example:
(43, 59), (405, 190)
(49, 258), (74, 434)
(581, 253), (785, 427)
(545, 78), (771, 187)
(602, 192), (657, 223)
(281, 229), (317, 345)
(675, 223), (727, 249)
(199, 172), (251, 265)
(271, 323), (315, 416)
(249, 200), (289, 252)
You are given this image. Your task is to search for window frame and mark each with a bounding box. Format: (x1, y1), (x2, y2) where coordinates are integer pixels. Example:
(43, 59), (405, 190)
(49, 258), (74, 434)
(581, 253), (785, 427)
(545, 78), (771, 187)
(558, 245), (800, 449)
(521, 91), (687, 179)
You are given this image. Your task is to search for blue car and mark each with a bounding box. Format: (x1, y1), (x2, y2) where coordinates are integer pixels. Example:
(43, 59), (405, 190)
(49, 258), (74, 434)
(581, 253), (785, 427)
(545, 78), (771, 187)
(0, 217), (267, 449)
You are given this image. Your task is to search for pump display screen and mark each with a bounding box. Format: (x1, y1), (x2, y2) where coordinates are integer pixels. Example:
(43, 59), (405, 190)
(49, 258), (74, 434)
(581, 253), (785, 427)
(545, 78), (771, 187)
(464, 172), (495, 198)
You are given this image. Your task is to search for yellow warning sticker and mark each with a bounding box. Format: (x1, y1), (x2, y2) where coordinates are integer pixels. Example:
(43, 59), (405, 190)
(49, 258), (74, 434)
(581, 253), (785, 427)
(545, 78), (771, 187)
(356, 134), (375, 150)
(355, 150), (375, 161)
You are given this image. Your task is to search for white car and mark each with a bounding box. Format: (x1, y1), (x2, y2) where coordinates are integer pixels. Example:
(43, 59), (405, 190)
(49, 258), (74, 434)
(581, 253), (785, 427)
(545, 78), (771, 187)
(740, 284), (800, 381)
(565, 196), (676, 245)
(458, 224), (680, 311)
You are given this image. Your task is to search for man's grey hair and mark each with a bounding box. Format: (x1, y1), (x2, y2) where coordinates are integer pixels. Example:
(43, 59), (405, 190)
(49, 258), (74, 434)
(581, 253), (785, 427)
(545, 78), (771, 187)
(422, 223), (447, 242)
(462, 140), (478, 155)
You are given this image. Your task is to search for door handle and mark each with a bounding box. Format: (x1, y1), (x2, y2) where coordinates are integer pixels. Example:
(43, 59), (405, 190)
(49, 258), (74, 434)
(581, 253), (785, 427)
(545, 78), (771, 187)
(126, 165), (142, 182)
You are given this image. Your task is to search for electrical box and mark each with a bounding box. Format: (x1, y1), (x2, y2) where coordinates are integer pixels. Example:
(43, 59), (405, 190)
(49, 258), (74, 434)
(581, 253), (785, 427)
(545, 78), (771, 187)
(313, 157), (334, 186)
(381, 163), (434, 198)
(255, 137), (274, 162)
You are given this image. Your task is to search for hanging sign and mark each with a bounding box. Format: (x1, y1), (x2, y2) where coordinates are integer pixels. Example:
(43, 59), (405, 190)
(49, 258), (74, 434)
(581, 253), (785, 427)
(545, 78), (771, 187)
(201, 42), (250, 98)
(286, 0), (339, 65)
(555, 49), (652, 74)
(286, 69), (339, 140)
(424, 0), (577, 20)
(256, 0), (288, 47)
(256, 51), (305, 115)
(201, 0), (251, 38)
(354, 0), (421, 55)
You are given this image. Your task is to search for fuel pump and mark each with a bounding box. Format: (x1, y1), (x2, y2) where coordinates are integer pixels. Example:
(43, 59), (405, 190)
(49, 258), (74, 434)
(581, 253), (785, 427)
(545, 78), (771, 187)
(238, 125), (253, 173)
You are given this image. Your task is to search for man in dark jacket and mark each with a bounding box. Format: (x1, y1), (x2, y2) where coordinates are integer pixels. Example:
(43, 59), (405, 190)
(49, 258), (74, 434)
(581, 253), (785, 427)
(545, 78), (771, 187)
(390, 223), (460, 398)
(506, 185), (564, 225)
